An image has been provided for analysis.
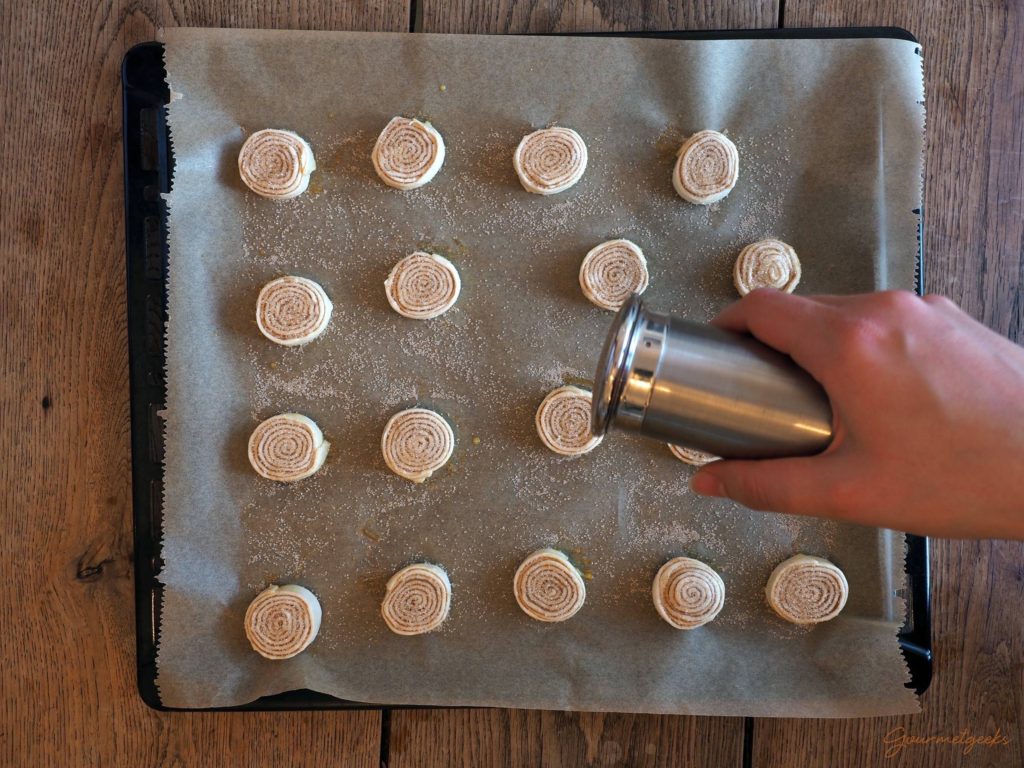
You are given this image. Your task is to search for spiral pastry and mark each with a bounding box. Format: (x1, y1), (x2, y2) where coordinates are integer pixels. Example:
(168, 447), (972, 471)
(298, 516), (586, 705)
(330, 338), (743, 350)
(513, 548), (586, 622)
(668, 443), (720, 467)
(372, 117), (446, 190)
(765, 554), (849, 625)
(513, 127), (588, 195)
(652, 557), (725, 629)
(381, 563), (452, 635)
(579, 239), (649, 311)
(255, 276), (332, 346)
(733, 239), (801, 296)
(244, 584), (322, 660)
(381, 407), (455, 483)
(535, 385), (603, 457)
(238, 129), (316, 199)
(672, 130), (739, 205)
(248, 413), (329, 483)
(384, 252), (461, 320)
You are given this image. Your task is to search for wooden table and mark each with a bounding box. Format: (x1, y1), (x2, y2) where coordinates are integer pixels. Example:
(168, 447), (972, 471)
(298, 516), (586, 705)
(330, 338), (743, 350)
(2, 1), (1021, 765)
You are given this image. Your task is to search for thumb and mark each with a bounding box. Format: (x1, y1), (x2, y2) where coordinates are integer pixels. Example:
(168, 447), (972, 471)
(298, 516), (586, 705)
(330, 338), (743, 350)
(690, 457), (834, 516)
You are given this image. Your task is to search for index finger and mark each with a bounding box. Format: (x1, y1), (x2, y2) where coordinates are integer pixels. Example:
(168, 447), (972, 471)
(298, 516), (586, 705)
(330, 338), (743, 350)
(711, 289), (842, 377)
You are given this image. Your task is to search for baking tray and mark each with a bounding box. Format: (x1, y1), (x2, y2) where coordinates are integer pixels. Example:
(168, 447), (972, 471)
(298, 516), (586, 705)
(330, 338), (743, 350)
(123, 29), (932, 712)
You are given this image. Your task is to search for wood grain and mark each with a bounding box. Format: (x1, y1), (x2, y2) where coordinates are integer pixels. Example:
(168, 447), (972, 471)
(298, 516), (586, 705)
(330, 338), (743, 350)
(751, 0), (1024, 765)
(420, 0), (777, 33)
(0, 3), (405, 767)
(389, 709), (744, 768)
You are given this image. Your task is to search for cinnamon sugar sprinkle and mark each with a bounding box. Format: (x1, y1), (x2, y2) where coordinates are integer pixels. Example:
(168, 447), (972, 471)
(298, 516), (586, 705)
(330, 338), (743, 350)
(233, 123), (842, 649)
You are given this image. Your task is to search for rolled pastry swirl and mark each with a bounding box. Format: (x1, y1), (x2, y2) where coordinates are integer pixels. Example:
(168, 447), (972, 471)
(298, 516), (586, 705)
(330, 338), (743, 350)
(256, 276), (332, 346)
(765, 554), (849, 625)
(372, 117), (445, 190)
(385, 252), (461, 320)
(535, 385), (603, 456)
(668, 444), (720, 467)
(733, 239), (801, 296)
(514, 548), (586, 622)
(244, 584), (322, 660)
(381, 407), (455, 482)
(381, 563), (452, 635)
(652, 557), (725, 629)
(248, 413), (329, 482)
(673, 130), (739, 205)
(579, 239), (649, 311)
(238, 129), (316, 199)
(513, 127), (588, 195)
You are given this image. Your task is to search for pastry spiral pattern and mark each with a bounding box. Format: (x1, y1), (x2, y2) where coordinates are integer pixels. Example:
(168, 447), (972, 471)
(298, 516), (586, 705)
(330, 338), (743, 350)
(256, 276), (332, 346)
(535, 385), (603, 456)
(513, 127), (588, 195)
(381, 407), (455, 483)
(652, 557), (725, 629)
(668, 444), (720, 467)
(673, 130), (739, 205)
(248, 413), (329, 483)
(238, 129), (316, 199)
(765, 554), (849, 625)
(372, 117), (446, 190)
(381, 563), (452, 635)
(385, 252), (461, 320)
(244, 584), (322, 660)
(579, 239), (649, 311)
(733, 239), (801, 296)
(514, 548), (586, 622)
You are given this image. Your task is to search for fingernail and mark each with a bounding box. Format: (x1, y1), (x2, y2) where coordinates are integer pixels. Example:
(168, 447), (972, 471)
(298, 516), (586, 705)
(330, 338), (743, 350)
(690, 472), (726, 497)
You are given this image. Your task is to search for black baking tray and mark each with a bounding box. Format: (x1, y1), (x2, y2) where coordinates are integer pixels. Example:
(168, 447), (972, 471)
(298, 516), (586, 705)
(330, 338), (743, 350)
(124, 28), (931, 712)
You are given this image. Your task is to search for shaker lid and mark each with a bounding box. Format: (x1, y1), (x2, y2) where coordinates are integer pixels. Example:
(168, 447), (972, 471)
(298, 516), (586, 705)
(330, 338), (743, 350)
(591, 294), (644, 436)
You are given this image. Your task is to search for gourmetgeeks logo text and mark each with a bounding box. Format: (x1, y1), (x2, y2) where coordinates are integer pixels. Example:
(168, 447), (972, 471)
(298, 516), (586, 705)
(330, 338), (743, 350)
(883, 727), (1010, 758)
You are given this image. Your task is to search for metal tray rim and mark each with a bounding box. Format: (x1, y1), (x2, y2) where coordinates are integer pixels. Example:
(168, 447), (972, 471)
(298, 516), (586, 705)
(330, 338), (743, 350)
(123, 27), (930, 712)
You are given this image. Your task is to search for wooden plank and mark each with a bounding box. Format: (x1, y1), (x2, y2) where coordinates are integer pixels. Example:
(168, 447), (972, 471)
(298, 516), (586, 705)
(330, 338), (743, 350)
(0, 2), (408, 766)
(390, 709), (744, 767)
(751, 0), (1024, 765)
(420, 0), (777, 33)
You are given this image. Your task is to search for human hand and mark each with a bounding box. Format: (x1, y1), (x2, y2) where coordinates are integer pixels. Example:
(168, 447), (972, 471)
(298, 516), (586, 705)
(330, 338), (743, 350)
(690, 289), (1024, 539)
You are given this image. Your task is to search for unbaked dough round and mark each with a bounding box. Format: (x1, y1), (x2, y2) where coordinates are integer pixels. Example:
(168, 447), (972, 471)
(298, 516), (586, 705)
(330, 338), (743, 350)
(244, 584), (322, 659)
(733, 239), (801, 296)
(672, 130), (739, 205)
(384, 252), (461, 319)
(535, 385), (603, 456)
(579, 239), (649, 311)
(381, 407), (455, 483)
(248, 413), (329, 482)
(668, 444), (720, 467)
(652, 557), (725, 629)
(513, 127), (588, 195)
(765, 554), (848, 625)
(381, 563), (452, 635)
(514, 548), (586, 622)
(238, 129), (316, 199)
(372, 117), (445, 190)
(256, 276), (332, 346)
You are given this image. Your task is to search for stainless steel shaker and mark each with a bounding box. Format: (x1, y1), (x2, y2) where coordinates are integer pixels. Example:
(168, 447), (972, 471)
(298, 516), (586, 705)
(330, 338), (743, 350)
(591, 295), (833, 459)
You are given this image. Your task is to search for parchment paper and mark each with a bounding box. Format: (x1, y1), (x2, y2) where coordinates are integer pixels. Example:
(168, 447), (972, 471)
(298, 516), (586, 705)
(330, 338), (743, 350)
(156, 28), (925, 716)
